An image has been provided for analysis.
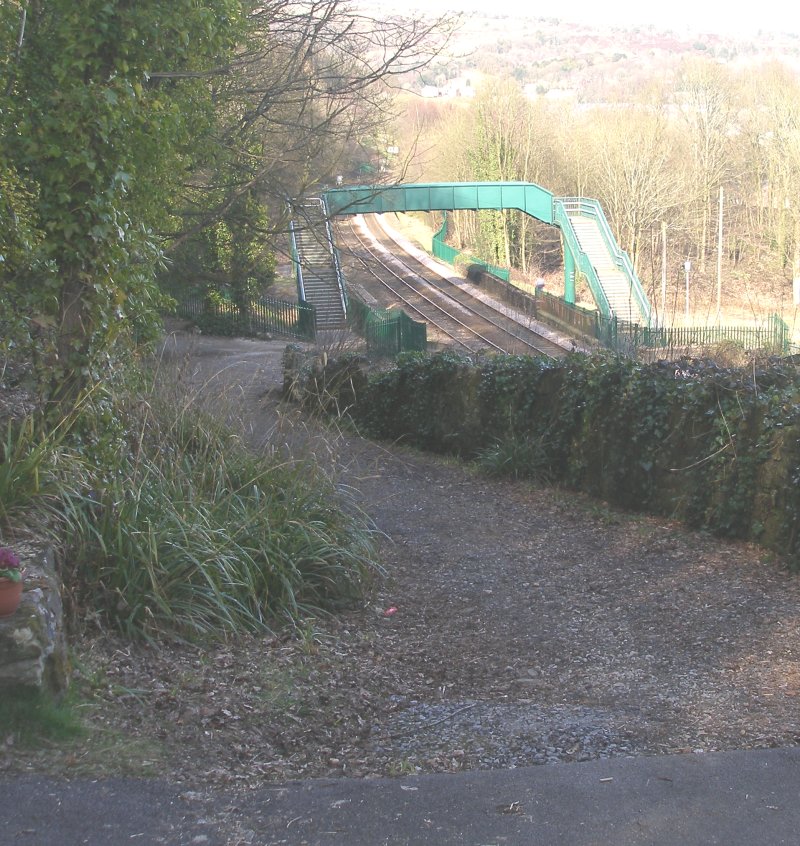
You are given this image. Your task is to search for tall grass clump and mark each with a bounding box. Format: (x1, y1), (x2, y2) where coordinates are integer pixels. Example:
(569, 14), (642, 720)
(475, 432), (554, 484)
(0, 415), (87, 534)
(0, 417), (50, 527)
(58, 376), (379, 641)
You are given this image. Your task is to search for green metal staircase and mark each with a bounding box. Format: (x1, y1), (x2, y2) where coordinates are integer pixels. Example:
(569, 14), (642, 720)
(554, 198), (651, 326)
(291, 199), (347, 329)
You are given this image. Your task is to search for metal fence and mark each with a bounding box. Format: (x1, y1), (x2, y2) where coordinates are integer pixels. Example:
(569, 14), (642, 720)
(432, 214), (511, 282)
(471, 274), (790, 357)
(614, 313), (790, 355)
(175, 294), (316, 341)
(347, 297), (427, 355)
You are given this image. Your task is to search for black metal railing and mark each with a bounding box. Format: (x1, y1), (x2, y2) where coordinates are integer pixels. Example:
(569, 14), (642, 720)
(175, 293), (316, 341)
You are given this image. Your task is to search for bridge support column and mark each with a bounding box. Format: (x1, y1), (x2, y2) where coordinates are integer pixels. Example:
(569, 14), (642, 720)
(563, 242), (576, 305)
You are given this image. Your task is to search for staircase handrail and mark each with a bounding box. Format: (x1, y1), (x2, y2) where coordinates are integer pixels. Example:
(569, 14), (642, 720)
(552, 200), (612, 319)
(320, 194), (348, 317)
(555, 197), (651, 325)
(288, 219), (306, 303)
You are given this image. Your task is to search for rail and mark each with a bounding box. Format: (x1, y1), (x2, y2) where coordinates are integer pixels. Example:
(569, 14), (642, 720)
(288, 220), (306, 303)
(320, 195), (348, 317)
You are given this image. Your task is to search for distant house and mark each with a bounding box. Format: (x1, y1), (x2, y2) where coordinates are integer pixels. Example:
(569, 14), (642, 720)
(442, 80), (476, 98)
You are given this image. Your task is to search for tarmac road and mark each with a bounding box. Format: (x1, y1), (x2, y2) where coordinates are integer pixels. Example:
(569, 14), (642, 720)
(3, 747), (799, 845)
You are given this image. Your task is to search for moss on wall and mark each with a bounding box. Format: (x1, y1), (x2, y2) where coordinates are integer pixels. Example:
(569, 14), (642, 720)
(338, 350), (800, 569)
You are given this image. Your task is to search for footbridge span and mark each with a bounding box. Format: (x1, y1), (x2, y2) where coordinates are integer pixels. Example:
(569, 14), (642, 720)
(324, 181), (651, 326)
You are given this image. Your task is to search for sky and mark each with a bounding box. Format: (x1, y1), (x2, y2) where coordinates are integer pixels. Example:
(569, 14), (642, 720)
(415, 0), (798, 37)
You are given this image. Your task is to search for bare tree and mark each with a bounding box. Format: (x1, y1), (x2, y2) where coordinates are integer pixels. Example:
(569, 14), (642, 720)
(742, 65), (800, 278)
(673, 58), (736, 273)
(168, 0), (460, 249)
(408, 78), (561, 273)
(584, 106), (685, 276)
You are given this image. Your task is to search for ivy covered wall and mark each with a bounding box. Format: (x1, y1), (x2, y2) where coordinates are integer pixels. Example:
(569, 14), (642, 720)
(343, 351), (800, 568)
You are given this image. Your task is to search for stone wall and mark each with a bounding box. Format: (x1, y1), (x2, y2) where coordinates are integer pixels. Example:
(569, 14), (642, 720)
(336, 351), (800, 569)
(0, 542), (69, 697)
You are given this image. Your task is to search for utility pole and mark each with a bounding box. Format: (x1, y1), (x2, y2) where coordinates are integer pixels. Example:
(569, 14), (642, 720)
(661, 221), (667, 327)
(684, 260), (691, 323)
(716, 185), (724, 322)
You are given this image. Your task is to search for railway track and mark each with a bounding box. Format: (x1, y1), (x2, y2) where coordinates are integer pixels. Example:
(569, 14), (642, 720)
(336, 214), (568, 359)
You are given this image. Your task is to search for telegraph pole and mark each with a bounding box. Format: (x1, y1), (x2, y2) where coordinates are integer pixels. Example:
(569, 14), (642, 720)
(716, 185), (724, 322)
(684, 260), (691, 322)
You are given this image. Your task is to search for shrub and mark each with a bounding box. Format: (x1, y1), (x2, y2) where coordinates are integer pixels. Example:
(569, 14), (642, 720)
(59, 382), (378, 641)
(0, 362), (378, 641)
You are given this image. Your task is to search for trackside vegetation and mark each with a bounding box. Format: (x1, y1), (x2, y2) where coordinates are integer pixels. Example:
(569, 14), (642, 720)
(309, 350), (800, 567)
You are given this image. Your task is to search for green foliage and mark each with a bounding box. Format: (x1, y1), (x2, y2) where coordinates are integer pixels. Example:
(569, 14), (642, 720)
(0, 151), (47, 359)
(166, 188), (277, 314)
(0, 687), (84, 747)
(57, 379), (378, 641)
(0, 158), (42, 301)
(348, 350), (800, 568)
(355, 351), (483, 453)
(1, 0), (244, 404)
(2, 0), (452, 411)
(476, 354), (554, 440)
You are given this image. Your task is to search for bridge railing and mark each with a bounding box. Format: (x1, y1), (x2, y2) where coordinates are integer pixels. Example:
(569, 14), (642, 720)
(552, 201), (612, 319)
(320, 195), (349, 317)
(288, 220), (306, 303)
(554, 197), (651, 326)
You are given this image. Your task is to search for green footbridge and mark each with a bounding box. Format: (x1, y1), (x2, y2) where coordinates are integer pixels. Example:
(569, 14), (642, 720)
(324, 181), (651, 326)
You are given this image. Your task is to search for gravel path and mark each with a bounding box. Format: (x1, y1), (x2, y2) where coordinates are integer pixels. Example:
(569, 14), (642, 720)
(4, 332), (800, 788)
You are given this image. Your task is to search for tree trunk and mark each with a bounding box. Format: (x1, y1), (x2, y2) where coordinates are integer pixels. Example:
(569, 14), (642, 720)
(50, 273), (90, 410)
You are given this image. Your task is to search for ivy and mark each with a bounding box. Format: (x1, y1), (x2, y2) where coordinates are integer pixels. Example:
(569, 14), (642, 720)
(1, 0), (244, 406)
(347, 351), (800, 569)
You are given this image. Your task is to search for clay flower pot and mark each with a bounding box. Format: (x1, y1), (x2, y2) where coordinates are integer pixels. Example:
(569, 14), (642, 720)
(0, 577), (23, 618)
(0, 547), (24, 617)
